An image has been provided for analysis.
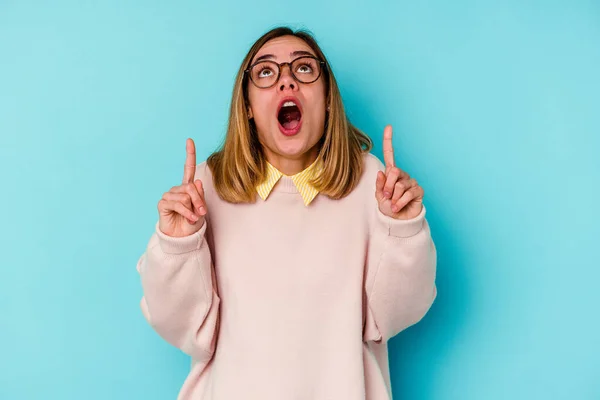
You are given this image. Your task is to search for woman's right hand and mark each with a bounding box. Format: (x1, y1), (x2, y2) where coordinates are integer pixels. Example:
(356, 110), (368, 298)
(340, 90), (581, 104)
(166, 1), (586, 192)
(157, 138), (208, 238)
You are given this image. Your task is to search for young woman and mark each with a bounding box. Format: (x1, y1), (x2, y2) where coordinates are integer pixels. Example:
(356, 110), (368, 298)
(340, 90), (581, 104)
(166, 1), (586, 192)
(137, 26), (437, 400)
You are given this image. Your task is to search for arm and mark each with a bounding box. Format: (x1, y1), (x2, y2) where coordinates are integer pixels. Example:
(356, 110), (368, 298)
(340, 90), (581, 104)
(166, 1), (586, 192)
(363, 205), (437, 343)
(363, 126), (437, 343)
(137, 208), (220, 362)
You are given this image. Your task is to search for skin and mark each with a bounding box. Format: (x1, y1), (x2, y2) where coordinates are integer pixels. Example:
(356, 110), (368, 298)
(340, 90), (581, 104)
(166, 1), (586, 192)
(157, 127), (425, 239)
(375, 125), (425, 220)
(157, 138), (207, 237)
(246, 35), (327, 176)
(156, 43), (427, 238)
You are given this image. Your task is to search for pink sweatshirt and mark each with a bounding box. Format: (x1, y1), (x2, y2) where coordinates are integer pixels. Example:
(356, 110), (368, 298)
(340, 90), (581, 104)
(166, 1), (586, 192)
(137, 152), (437, 399)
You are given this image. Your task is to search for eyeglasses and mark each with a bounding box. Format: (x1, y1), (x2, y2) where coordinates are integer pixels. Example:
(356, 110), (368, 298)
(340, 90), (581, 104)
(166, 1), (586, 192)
(245, 56), (326, 89)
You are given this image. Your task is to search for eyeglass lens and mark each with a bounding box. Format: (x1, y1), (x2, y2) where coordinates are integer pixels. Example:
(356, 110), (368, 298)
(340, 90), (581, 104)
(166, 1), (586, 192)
(250, 57), (321, 88)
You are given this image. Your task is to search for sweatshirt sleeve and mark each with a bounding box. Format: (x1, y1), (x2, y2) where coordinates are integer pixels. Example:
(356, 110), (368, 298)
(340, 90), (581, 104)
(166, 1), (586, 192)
(136, 217), (220, 362)
(362, 165), (437, 343)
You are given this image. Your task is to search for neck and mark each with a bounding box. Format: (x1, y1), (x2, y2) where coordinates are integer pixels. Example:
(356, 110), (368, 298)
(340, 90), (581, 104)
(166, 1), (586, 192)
(265, 147), (319, 176)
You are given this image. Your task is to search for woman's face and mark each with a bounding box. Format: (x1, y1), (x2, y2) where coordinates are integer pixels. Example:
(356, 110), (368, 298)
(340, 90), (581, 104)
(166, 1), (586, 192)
(247, 35), (327, 168)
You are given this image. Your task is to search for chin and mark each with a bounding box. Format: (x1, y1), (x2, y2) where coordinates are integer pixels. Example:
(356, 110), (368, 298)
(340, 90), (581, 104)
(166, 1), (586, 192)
(274, 142), (308, 158)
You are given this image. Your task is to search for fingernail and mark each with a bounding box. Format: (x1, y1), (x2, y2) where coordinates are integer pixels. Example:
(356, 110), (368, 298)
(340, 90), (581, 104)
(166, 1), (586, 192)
(392, 206), (399, 212)
(384, 191), (391, 198)
(191, 214), (198, 221)
(199, 206), (205, 214)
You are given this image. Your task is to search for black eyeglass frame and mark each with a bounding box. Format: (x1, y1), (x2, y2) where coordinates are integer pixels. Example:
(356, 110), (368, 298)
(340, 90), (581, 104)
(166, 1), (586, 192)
(244, 56), (327, 89)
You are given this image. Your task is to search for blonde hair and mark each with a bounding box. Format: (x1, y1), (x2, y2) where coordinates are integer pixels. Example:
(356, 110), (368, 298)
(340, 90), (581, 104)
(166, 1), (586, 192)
(207, 27), (373, 203)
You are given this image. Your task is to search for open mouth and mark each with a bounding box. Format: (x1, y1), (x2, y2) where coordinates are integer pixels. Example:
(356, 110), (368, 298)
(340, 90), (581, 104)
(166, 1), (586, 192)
(277, 100), (302, 133)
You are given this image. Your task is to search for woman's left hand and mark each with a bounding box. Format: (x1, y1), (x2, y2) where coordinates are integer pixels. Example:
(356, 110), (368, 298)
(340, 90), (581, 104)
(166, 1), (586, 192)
(376, 125), (424, 220)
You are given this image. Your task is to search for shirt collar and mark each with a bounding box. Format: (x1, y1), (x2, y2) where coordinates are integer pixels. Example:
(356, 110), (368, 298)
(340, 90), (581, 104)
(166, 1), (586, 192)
(256, 158), (322, 206)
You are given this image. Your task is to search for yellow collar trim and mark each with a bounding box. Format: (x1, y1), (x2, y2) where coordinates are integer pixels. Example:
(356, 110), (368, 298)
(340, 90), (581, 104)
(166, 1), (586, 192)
(257, 159), (322, 206)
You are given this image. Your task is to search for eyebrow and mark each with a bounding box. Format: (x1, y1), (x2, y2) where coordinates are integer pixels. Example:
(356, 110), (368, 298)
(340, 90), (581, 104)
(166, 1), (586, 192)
(253, 50), (316, 63)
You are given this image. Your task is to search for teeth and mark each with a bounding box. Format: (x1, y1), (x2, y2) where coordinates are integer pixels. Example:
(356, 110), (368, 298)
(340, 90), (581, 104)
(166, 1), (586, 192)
(282, 101), (297, 107)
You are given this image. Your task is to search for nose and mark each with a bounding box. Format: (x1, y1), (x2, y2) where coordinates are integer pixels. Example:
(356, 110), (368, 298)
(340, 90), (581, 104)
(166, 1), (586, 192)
(278, 63), (297, 92)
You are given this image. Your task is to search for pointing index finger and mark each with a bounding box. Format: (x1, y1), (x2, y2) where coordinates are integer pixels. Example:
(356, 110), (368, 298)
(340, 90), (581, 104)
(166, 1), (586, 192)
(183, 138), (196, 184)
(383, 125), (395, 168)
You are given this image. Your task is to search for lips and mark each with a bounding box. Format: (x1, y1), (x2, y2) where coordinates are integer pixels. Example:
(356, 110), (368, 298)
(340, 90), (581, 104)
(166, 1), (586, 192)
(276, 97), (303, 136)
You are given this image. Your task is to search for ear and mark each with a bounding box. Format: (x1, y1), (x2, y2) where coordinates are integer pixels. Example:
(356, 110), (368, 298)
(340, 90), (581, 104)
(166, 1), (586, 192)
(247, 107), (253, 119)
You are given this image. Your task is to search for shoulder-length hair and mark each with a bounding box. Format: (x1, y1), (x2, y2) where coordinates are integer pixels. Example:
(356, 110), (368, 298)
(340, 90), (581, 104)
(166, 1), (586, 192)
(207, 26), (373, 203)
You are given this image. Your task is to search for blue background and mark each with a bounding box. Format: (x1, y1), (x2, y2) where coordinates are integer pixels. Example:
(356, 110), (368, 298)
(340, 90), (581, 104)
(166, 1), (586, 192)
(1, 1), (598, 399)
